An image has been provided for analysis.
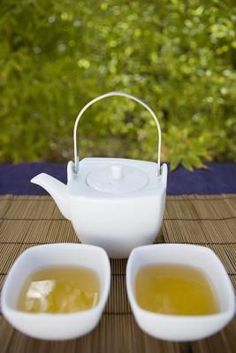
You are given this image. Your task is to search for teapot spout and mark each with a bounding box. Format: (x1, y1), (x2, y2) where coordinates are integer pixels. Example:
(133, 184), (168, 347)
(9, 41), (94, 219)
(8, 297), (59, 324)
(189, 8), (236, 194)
(31, 173), (70, 220)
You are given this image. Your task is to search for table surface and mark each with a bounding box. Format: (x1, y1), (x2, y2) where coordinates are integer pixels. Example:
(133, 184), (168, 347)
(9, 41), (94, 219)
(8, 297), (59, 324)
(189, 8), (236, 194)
(0, 162), (236, 195)
(0, 194), (235, 353)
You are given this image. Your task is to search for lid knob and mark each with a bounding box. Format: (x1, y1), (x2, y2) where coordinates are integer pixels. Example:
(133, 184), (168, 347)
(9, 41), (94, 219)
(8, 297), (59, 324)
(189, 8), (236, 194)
(110, 165), (124, 181)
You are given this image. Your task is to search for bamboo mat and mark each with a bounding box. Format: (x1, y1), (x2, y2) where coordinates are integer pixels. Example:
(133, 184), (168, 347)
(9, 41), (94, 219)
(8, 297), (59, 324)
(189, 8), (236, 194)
(0, 194), (235, 353)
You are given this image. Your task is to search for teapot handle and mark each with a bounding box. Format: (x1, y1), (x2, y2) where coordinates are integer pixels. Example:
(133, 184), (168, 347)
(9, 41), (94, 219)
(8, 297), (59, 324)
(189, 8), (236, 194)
(73, 91), (162, 175)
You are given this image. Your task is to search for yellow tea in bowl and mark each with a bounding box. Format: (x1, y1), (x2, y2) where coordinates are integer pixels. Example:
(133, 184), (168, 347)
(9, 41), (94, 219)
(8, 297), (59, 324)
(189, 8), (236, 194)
(135, 264), (219, 315)
(17, 266), (99, 314)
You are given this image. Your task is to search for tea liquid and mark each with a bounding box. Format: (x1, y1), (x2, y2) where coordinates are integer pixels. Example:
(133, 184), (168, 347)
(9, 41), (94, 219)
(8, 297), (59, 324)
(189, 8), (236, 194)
(135, 264), (219, 315)
(17, 266), (99, 313)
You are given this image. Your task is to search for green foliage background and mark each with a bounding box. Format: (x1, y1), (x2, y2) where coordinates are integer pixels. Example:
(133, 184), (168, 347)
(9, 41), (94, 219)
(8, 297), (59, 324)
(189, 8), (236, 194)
(1, 0), (236, 169)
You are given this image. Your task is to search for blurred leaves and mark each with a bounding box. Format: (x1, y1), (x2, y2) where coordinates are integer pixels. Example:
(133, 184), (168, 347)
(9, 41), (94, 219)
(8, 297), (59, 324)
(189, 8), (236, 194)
(0, 0), (236, 169)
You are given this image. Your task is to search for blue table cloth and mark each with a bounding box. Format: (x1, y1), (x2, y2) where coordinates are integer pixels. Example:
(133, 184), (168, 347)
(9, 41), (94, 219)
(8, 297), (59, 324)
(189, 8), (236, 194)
(0, 162), (235, 195)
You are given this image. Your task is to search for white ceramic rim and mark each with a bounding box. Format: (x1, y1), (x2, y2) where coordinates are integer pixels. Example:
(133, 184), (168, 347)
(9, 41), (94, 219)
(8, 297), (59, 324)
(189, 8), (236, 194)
(1, 243), (111, 320)
(126, 244), (236, 321)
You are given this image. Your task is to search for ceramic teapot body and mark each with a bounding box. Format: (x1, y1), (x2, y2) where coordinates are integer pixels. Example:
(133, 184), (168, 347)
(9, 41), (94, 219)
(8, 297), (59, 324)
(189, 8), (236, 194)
(31, 92), (168, 258)
(69, 157), (167, 258)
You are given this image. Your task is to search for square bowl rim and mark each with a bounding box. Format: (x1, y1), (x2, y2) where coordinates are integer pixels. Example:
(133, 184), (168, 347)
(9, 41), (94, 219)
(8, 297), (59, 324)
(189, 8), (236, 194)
(1, 243), (111, 318)
(126, 243), (236, 320)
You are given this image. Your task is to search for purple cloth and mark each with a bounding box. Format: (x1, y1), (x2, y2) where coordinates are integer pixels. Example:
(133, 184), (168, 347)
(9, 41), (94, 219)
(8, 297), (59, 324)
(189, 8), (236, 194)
(0, 162), (235, 195)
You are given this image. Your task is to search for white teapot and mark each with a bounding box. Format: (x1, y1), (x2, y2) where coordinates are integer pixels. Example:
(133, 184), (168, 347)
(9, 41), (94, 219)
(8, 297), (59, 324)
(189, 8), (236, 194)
(31, 92), (167, 258)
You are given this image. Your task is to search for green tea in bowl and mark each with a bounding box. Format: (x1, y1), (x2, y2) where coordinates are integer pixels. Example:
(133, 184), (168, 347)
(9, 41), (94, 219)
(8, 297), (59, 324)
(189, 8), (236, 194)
(126, 244), (235, 341)
(135, 264), (219, 316)
(1, 244), (111, 340)
(17, 266), (100, 314)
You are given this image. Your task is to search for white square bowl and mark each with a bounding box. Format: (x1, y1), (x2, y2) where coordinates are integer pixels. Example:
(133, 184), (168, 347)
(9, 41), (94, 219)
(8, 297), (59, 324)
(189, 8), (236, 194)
(1, 243), (111, 340)
(126, 244), (235, 341)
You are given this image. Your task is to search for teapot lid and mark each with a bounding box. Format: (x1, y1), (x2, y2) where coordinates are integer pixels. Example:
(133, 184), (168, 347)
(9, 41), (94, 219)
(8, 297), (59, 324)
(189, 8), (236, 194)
(68, 158), (167, 198)
(86, 164), (148, 194)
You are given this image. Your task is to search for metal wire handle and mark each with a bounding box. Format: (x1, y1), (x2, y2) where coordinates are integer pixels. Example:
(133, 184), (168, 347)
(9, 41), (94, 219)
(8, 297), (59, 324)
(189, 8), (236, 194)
(73, 91), (162, 175)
